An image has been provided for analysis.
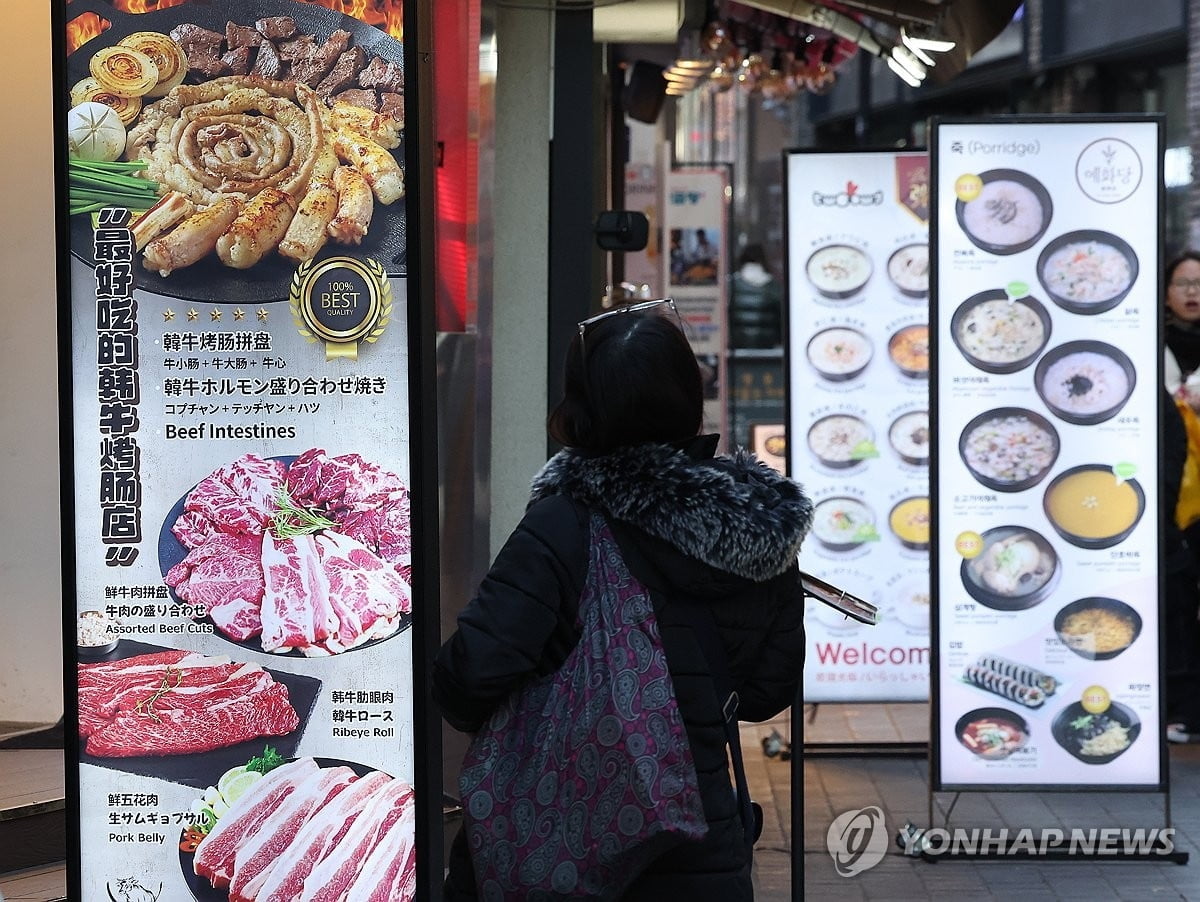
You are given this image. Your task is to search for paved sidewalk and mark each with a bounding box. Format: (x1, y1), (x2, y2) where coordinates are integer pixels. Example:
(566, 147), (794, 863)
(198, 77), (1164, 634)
(742, 704), (1200, 900)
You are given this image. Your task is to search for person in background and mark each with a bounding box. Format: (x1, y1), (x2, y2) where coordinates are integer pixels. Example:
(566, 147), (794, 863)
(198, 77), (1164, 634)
(1165, 249), (1200, 410)
(730, 244), (783, 349)
(1162, 250), (1200, 742)
(434, 305), (812, 899)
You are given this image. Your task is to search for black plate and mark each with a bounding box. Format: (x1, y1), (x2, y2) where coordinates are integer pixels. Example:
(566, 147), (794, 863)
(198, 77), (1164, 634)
(888, 497), (929, 551)
(887, 410), (929, 466)
(806, 327), (873, 382)
(1051, 700), (1141, 765)
(1036, 229), (1138, 315)
(178, 756), (389, 901)
(811, 496), (877, 552)
(960, 525), (1060, 611)
(78, 639), (320, 786)
(1034, 340), (1136, 425)
(158, 454), (412, 657)
(1053, 597), (1143, 661)
(64, 0), (407, 303)
(806, 413), (873, 469)
(955, 706), (1029, 760)
(955, 168), (1053, 256)
(805, 243), (873, 299)
(950, 289), (1052, 375)
(1043, 465), (1145, 550)
(958, 406), (1060, 493)
(886, 242), (929, 299)
(887, 323), (929, 379)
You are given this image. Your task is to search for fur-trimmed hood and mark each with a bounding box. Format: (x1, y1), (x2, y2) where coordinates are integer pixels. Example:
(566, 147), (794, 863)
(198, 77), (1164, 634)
(529, 442), (813, 582)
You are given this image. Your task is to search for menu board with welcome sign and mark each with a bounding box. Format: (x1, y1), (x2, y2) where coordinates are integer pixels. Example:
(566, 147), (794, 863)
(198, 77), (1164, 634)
(785, 150), (932, 703)
(55, 0), (435, 897)
(931, 117), (1165, 791)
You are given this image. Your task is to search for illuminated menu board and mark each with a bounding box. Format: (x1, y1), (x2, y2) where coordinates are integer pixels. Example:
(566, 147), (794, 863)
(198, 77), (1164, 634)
(932, 118), (1164, 790)
(786, 150), (932, 702)
(56, 1), (428, 896)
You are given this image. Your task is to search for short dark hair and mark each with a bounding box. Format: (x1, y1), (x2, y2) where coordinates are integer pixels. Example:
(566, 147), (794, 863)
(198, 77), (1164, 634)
(1167, 249), (1200, 284)
(547, 311), (702, 452)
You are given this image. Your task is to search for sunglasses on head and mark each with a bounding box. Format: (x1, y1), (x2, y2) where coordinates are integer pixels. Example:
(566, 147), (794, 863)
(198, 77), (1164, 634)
(576, 298), (686, 355)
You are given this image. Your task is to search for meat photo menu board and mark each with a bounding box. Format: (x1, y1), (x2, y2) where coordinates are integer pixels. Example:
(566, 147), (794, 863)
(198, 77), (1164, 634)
(786, 150), (932, 702)
(55, 1), (428, 897)
(931, 117), (1164, 790)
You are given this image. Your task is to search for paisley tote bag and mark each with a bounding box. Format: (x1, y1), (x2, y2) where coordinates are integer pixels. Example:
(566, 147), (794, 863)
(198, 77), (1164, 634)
(458, 513), (707, 901)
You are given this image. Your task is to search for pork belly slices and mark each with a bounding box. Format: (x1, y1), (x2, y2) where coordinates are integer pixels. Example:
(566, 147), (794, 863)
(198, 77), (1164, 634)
(228, 766), (357, 902)
(260, 533), (338, 655)
(342, 783), (417, 901)
(302, 779), (416, 902)
(195, 758), (320, 889)
(253, 770), (392, 901)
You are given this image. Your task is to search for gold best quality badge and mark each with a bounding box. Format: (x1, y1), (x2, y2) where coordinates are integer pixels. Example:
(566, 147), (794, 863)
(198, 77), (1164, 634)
(290, 257), (391, 360)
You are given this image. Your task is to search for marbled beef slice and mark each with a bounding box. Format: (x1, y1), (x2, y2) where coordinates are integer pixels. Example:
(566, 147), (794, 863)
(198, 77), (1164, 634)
(170, 23), (224, 52)
(221, 46), (254, 77)
(225, 22), (262, 50)
(379, 92), (405, 123)
(252, 40), (285, 80)
(358, 56), (404, 94)
(334, 88), (380, 112)
(278, 34), (316, 64)
(255, 16), (298, 41)
(291, 31), (352, 87)
(317, 47), (368, 100)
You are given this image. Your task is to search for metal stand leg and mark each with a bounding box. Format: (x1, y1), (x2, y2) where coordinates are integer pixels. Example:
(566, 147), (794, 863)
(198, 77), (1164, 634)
(791, 684), (804, 902)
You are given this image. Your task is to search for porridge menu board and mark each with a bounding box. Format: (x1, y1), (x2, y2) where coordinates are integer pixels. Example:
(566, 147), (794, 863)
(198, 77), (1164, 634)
(786, 150), (932, 702)
(931, 117), (1164, 790)
(55, 1), (429, 898)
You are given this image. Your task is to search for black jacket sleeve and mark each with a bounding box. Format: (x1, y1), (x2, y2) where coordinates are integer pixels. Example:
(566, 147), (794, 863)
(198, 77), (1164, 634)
(432, 495), (588, 733)
(733, 566), (806, 723)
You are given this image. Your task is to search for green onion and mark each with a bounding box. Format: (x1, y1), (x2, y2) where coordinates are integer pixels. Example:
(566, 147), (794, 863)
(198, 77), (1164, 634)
(70, 158), (148, 172)
(68, 158), (160, 215)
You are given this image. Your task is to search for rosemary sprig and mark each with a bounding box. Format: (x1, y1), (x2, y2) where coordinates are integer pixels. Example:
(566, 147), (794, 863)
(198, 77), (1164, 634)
(134, 666), (182, 723)
(271, 485), (337, 539)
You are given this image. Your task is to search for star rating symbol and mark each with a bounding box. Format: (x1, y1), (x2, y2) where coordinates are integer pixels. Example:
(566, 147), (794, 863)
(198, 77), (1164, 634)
(233, 308), (246, 321)
(210, 308), (222, 322)
(163, 309), (175, 322)
(187, 308), (199, 322)
(257, 308), (269, 322)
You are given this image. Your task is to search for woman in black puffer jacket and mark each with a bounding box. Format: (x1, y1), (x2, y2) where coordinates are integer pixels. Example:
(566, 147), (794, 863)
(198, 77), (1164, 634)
(433, 304), (812, 900)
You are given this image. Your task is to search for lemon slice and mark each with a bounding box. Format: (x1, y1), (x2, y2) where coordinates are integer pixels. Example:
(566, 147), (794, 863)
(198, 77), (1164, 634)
(219, 769), (263, 805)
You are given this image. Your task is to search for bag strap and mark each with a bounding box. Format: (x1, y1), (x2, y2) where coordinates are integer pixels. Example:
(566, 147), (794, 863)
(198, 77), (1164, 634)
(680, 600), (756, 851)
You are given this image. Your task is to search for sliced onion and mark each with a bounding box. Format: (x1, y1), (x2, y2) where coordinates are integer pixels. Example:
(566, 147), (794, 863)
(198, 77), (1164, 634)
(69, 76), (102, 108)
(119, 32), (187, 98)
(90, 46), (159, 98)
(70, 77), (142, 126)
